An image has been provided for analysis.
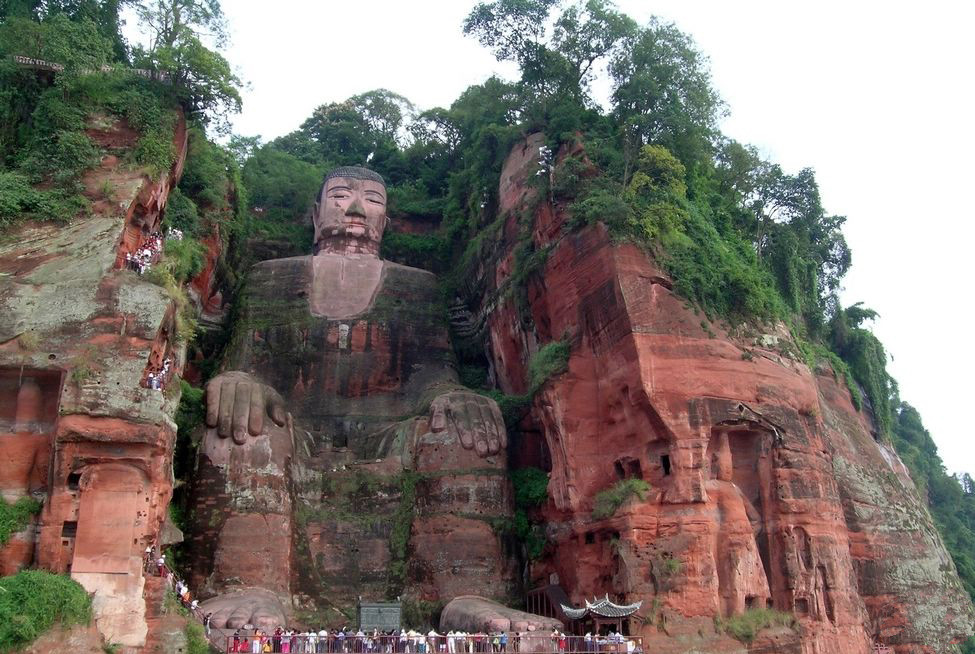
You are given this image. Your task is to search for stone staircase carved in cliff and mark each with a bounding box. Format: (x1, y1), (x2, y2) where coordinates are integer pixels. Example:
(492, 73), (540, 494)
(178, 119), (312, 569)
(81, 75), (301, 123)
(448, 299), (480, 340)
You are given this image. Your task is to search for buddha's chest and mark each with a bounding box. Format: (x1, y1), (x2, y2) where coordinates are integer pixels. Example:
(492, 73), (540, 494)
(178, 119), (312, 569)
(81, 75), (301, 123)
(234, 255), (451, 398)
(308, 253), (384, 319)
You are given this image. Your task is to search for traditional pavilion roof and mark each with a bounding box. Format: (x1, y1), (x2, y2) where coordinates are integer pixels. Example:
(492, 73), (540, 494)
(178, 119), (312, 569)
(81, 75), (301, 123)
(560, 595), (643, 620)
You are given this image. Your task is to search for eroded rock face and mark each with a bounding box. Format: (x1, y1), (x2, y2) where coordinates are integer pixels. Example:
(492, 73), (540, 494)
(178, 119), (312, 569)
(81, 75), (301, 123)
(449, 135), (974, 653)
(0, 113), (189, 649)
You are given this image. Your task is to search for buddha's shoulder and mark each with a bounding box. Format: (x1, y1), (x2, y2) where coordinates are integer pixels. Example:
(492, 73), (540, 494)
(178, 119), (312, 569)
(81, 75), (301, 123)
(249, 254), (313, 276)
(380, 259), (438, 284)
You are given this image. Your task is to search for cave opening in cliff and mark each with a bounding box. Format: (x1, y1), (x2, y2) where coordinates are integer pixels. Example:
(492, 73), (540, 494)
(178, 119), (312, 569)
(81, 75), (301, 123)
(660, 454), (671, 476)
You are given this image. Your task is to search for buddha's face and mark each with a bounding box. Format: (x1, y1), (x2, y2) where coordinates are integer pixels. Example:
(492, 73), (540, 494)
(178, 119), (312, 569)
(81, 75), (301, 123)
(313, 176), (387, 253)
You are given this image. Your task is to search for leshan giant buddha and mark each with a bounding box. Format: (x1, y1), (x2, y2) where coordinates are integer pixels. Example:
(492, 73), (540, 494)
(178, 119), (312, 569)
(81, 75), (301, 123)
(189, 167), (515, 629)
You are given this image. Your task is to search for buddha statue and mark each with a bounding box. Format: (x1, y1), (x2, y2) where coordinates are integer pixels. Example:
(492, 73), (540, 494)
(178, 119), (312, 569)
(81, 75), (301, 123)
(193, 167), (511, 630)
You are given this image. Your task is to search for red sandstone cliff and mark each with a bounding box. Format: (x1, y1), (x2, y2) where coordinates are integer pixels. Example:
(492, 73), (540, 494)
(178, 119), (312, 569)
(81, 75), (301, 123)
(453, 134), (974, 653)
(0, 111), (192, 650)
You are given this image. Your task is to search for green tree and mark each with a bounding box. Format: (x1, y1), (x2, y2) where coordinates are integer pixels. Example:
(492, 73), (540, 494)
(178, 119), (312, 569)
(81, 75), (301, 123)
(550, 0), (635, 102)
(132, 0), (240, 129)
(242, 145), (323, 220)
(0, 12), (113, 73)
(464, 0), (633, 112)
(462, 0), (557, 70)
(348, 88), (414, 144)
(610, 18), (725, 174)
(134, 0), (226, 50)
(0, 0), (128, 60)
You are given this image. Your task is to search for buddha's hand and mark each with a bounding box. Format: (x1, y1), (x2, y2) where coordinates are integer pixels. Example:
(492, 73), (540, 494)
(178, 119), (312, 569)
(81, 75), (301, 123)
(429, 390), (507, 457)
(205, 371), (287, 444)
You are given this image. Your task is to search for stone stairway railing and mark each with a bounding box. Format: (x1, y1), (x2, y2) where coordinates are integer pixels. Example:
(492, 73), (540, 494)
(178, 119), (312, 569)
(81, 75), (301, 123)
(11, 55), (170, 81)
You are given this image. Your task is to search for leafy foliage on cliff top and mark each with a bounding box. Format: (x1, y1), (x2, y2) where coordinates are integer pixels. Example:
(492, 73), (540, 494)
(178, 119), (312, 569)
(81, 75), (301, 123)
(0, 569), (92, 651)
(0, 0), (244, 234)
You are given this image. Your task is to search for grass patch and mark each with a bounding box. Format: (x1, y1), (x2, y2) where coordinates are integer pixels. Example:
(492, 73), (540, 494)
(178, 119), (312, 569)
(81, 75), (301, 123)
(145, 266), (198, 343)
(527, 340), (570, 392)
(0, 570), (92, 651)
(0, 496), (42, 545)
(184, 622), (209, 654)
(0, 171), (89, 230)
(592, 478), (650, 519)
(716, 608), (796, 644)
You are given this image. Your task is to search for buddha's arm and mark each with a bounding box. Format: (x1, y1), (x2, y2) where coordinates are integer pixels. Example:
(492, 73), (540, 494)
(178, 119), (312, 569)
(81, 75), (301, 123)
(204, 370), (287, 443)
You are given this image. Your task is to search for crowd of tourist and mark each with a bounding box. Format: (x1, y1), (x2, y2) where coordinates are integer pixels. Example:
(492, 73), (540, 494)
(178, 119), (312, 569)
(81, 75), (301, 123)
(224, 628), (638, 654)
(122, 227), (182, 275)
(144, 356), (173, 390)
(143, 547), (638, 654)
(124, 231), (164, 274)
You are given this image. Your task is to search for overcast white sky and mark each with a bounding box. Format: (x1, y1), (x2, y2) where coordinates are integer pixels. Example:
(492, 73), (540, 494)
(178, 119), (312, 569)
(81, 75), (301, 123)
(187, 0), (975, 474)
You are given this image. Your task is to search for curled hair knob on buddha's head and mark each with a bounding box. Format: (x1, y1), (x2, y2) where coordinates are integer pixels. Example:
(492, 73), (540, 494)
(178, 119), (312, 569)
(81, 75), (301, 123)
(313, 165), (389, 256)
(322, 166), (385, 189)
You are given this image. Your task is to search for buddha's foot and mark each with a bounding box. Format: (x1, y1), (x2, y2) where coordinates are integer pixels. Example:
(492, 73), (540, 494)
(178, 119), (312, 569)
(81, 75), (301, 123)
(200, 588), (287, 631)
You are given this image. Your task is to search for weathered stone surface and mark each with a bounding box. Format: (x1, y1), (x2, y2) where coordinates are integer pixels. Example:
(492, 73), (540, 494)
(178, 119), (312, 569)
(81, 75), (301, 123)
(18, 623), (107, 654)
(0, 112), (189, 650)
(448, 135), (974, 653)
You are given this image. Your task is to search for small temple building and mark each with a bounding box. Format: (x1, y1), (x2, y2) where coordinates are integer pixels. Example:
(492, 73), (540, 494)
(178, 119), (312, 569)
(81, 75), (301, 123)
(560, 595), (643, 635)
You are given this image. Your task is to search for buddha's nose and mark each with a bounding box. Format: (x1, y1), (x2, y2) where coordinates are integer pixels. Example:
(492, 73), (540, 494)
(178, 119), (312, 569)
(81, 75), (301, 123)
(344, 200), (367, 218)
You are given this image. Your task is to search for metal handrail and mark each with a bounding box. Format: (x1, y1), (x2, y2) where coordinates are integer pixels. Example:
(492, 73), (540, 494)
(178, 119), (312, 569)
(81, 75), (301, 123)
(222, 634), (644, 654)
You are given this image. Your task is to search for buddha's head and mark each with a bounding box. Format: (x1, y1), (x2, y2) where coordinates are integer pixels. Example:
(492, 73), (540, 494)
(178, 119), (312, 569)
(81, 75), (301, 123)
(313, 166), (387, 256)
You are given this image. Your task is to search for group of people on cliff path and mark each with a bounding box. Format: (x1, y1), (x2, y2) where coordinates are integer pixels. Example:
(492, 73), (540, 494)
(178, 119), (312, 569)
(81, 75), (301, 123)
(145, 547), (201, 616)
(124, 231), (164, 275)
(144, 355), (173, 390)
(122, 227), (182, 275)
